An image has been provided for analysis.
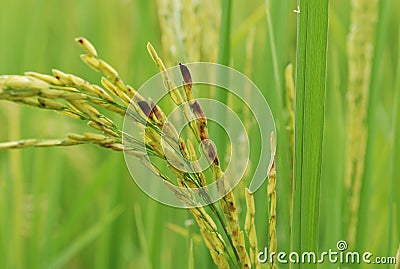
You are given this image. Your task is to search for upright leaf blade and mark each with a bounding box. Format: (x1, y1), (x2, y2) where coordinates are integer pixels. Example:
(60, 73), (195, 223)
(292, 1), (329, 268)
(214, 0), (232, 168)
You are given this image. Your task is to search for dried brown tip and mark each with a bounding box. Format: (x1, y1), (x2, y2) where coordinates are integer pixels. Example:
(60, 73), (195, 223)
(179, 63), (192, 87)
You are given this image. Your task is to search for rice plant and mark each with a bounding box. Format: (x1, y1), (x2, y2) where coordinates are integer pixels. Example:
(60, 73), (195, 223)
(0, 36), (273, 268)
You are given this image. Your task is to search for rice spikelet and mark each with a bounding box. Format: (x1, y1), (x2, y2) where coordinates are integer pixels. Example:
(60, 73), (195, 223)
(345, 0), (379, 246)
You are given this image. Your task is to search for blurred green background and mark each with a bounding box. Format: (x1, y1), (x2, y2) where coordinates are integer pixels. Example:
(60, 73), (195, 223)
(0, 0), (399, 268)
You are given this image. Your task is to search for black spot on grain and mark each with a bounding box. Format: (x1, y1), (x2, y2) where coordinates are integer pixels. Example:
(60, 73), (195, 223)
(179, 63), (192, 87)
(137, 101), (152, 117)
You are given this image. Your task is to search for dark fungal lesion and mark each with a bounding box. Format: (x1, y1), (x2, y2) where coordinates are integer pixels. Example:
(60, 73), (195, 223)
(191, 101), (206, 124)
(179, 63), (192, 87)
(149, 100), (166, 124)
(137, 100), (165, 124)
(137, 100), (153, 117)
(179, 139), (190, 160)
(178, 63), (219, 166)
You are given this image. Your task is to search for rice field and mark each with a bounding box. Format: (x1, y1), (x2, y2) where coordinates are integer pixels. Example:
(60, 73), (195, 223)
(0, 0), (399, 268)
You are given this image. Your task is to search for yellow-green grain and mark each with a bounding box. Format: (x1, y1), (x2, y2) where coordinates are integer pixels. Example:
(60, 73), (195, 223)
(267, 132), (277, 269)
(245, 188), (260, 269)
